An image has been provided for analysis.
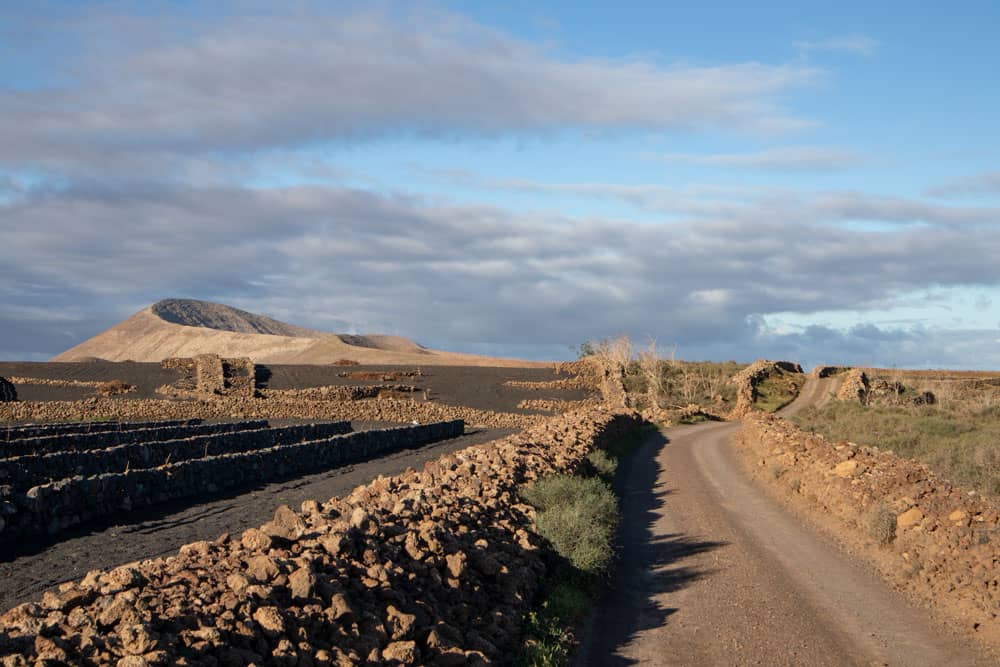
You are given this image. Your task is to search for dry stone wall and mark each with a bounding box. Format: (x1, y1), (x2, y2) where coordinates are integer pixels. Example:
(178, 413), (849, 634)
(161, 355), (256, 398)
(740, 413), (1000, 651)
(0, 408), (640, 665)
(836, 368), (869, 402)
(1, 419), (200, 442)
(261, 385), (418, 402)
(1, 421), (269, 459)
(1, 421), (462, 541)
(728, 359), (803, 418)
(1, 422), (352, 492)
(0, 396), (536, 430)
(0, 378), (15, 404)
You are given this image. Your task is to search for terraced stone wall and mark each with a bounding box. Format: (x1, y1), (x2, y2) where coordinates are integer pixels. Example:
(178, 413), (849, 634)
(0, 408), (640, 665)
(1, 420), (463, 540)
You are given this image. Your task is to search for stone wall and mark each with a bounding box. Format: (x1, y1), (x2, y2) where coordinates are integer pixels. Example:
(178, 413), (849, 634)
(1, 421), (269, 458)
(836, 368), (869, 402)
(0, 396), (536, 429)
(0, 408), (640, 665)
(728, 359), (803, 418)
(740, 413), (1000, 651)
(1, 422), (352, 492)
(161, 355), (256, 398)
(1, 419), (200, 442)
(260, 385), (418, 402)
(0, 378), (15, 403)
(1, 420), (463, 540)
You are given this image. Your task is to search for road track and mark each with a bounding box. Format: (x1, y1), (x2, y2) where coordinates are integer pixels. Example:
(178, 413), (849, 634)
(576, 377), (990, 666)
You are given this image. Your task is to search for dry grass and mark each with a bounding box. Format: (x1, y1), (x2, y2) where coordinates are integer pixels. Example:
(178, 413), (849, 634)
(792, 400), (1000, 496)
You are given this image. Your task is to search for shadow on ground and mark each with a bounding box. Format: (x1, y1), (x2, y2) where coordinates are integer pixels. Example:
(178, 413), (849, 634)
(575, 429), (726, 666)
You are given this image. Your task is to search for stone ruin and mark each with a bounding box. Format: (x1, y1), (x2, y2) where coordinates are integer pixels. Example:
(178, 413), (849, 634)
(160, 355), (257, 398)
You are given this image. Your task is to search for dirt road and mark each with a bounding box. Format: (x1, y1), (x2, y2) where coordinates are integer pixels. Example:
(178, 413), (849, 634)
(0, 427), (511, 611)
(576, 380), (989, 666)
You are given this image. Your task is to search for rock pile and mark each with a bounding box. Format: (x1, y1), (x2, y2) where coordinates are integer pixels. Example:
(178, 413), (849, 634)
(0, 378), (16, 403)
(515, 398), (597, 413)
(0, 408), (641, 665)
(262, 386), (418, 402)
(836, 368), (869, 403)
(740, 413), (1000, 650)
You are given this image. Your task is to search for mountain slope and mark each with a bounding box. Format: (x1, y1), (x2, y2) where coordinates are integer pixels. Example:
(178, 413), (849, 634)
(53, 299), (542, 367)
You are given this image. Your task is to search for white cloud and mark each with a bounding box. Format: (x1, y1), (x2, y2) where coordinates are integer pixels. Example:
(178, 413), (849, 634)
(660, 146), (863, 170)
(794, 34), (879, 57)
(0, 6), (818, 179)
(926, 171), (1000, 197)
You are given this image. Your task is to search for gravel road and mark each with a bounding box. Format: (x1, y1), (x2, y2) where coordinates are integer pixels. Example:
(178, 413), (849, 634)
(575, 379), (990, 666)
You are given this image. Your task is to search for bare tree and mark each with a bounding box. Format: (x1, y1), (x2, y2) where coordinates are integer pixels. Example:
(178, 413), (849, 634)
(638, 338), (664, 409)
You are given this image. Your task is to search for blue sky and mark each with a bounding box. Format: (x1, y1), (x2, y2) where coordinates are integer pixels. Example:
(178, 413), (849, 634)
(2, 1), (999, 367)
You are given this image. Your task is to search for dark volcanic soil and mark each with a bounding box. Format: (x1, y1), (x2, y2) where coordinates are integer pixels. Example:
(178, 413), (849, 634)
(260, 364), (589, 412)
(0, 426), (513, 611)
(0, 362), (591, 413)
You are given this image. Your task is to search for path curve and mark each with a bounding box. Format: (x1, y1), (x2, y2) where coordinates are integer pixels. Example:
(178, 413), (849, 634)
(576, 419), (988, 665)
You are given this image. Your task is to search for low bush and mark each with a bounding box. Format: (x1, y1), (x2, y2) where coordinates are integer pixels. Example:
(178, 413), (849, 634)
(96, 380), (134, 396)
(523, 474), (618, 574)
(868, 502), (897, 546)
(585, 449), (618, 479)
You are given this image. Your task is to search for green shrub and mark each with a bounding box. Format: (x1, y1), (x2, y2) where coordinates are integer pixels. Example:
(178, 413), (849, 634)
(586, 449), (617, 478)
(522, 475), (618, 574)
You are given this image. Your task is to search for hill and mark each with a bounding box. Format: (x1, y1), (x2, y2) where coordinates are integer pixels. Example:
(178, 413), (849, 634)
(52, 299), (544, 367)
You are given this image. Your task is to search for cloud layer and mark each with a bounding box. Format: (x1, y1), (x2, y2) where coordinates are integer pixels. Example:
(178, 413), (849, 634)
(5, 180), (1000, 367)
(2, 5), (998, 368)
(1, 6), (816, 181)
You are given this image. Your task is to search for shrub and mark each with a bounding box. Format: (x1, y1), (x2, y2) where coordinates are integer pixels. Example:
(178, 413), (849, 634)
(96, 380), (133, 396)
(868, 502), (897, 546)
(523, 475), (618, 574)
(586, 449), (617, 479)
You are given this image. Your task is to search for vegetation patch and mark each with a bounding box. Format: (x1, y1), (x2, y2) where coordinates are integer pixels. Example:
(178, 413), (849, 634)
(753, 369), (805, 413)
(792, 400), (1000, 495)
(517, 424), (651, 666)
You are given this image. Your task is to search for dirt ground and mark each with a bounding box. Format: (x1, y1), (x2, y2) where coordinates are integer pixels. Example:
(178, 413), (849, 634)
(0, 425), (513, 611)
(0, 362), (591, 413)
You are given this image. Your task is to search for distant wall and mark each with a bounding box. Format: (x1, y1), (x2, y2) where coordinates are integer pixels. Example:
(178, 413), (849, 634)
(0, 396), (534, 429)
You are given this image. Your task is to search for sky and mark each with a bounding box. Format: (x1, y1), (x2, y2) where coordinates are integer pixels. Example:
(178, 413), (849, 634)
(2, 1), (999, 368)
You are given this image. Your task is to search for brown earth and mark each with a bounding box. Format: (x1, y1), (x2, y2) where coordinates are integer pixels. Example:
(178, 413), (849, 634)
(52, 299), (550, 367)
(576, 378), (993, 666)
